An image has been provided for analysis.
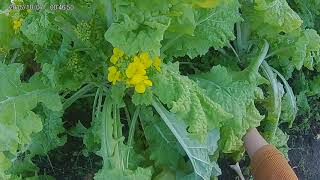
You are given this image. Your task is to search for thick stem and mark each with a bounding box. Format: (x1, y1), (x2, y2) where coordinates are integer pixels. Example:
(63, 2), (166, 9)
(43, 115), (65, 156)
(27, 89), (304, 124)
(252, 40), (269, 72)
(227, 42), (241, 62)
(126, 106), (141, 168)
(271, 67), (297, 128)
(101, 98), (112, 168)
(91, 88), (101, 121)
(63, 84), (95, 110)
(106, 0), (113, 27)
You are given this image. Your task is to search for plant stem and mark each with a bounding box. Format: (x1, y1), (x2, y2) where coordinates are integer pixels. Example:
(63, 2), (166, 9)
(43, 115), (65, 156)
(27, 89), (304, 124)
(106, 0), (113, 27)
(252, 40), (269, 71)
(124, 106), (131, 126)
(235, 22), (242, 53)
(10, 49), (19, 64)
(227, 42), (241, 62)
(271, 67), (297, 128)
(101, 98), (112, 168)
(92, 88), (101, 121)
(63, 84), (95, 109)
(261, 62), (282, 140)
(126, 106), (141, 169)
(265, 46), (294, 59)
(47, 154), (55, 174)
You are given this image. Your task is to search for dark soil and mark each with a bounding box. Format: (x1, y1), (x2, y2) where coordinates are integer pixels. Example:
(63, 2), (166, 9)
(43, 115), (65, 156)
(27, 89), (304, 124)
(35, 136), (102, 180)
(288, 135), (320, 180)
(35, 98), (102, 180)
(288, 96), (320, 180)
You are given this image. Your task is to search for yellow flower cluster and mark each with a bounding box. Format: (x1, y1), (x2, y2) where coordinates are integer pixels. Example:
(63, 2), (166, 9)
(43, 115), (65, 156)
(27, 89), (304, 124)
(107, 48), (161, 94)
(13, 18), (22, 31)
(110, 47), (124, 65)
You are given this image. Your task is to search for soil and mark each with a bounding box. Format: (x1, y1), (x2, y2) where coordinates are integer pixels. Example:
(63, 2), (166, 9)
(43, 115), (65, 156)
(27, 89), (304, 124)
(288, 98), (320, 180)
(34, 99), (102, 180)
(35, 136), (102, 180)
(288, 135), (320, 180)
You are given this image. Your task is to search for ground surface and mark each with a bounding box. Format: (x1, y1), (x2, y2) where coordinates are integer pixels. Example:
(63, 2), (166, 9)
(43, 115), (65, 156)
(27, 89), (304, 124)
(289, 135), (320, 180)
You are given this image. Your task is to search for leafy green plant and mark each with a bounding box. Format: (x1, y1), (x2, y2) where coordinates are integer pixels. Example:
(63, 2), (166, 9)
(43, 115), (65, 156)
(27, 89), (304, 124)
(0, 0), (320, 179)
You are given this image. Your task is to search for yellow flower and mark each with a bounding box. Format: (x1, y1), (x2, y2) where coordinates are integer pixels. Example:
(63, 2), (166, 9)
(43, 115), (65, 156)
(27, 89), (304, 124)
(107, 66), (121, 85)
(128, 74), (146, 85)
(13, 18), (22, 31)
(125, 56), (153, 93)
(153, 56), (161, 72)
(110, 55), (119, 64)
(126, 60), (146, 78)
(110, 47), (124, 64)
(139, 52), (152, 68)
(128, 73), (153, 93)
(113, 47), (124, 57)
(134, 77), (153, 93)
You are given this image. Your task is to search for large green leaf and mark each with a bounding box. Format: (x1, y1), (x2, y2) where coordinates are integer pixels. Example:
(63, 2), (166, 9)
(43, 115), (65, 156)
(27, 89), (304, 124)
(152, 99), (221, 180)
(105, 0), (170, 56)
(153, 63), (232, 142)
(95, 167), (153, 180)
(140, 107), (183, 168)
(28, 107), (66, 156)
(193, 42), (268, 154)
(21, 13), (51, 46)
(243, 0), (302, 37)
(0, 63), (62, 177)
(289, 0), (320, 28)
(194, 65), (264, 153)
(162, 0), (241, 58)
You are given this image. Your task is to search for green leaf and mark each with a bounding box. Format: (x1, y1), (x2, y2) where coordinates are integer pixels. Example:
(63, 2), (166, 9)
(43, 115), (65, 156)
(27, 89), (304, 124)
(153, 99), (221, 180)
(289, 0), (320, 28)
(28, 107), (66, 156)
(0, 152), (11, 179)
(95, 167), (153, 180)
(8, 156), (38, 177)
(21, 13), (51, 46)
(153, 63), (232, 142)
(68, 121), (87, 138)
(269, 128), (289, 158)
(154, 168), (176, 180)
(167, 3), (196, 35)
(244, 0), (302, 36)
(0, 63), (62, 176)
(162, 0), (241, 58)
(132, 90), (153, 106)
(111, 83), (127, 106)
(0, 14), (19, 50)
(309, 75), (320, 96)
(140, 107), (182, 168)
(292, 29), (320, 70)
(296, 92), (310, 116)
(194, 65), (264, 153)
(105, 0), (170, 56)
